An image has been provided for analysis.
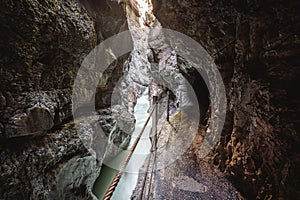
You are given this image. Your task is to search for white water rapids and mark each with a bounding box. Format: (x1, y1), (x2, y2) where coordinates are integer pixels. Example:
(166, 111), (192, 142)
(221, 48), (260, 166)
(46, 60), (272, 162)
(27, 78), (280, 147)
(94, 89), (152, 199)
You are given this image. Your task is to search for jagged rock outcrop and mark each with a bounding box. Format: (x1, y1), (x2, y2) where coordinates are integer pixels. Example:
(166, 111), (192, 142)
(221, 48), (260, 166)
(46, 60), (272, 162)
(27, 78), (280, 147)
(0, 121), (92, 199)
(1, 0), (299, 199)
(80, 0), (126, 42)
(0, 109), (122, 199)
(0, 0), (96, 138)
(153, 0), (300, 199)
(0, 0), (128, 199)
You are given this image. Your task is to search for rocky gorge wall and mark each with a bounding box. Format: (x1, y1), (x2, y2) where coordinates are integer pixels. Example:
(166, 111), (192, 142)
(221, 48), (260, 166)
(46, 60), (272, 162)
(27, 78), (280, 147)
(152, 0), (299, 199)
(0, 0), (127, 199)
(0, 0), (299, 199)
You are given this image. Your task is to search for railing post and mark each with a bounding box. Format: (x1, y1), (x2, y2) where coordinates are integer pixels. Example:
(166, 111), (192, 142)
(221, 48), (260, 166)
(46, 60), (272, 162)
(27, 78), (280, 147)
(166, 90), (170, 122)
(148, 96), (158, 200)
(152, 96), (158, 144)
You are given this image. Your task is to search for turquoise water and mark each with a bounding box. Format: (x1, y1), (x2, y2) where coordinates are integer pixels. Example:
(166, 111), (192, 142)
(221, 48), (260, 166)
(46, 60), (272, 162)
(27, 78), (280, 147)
(93, 165), (118, 199)
(93, 89), (152, 199)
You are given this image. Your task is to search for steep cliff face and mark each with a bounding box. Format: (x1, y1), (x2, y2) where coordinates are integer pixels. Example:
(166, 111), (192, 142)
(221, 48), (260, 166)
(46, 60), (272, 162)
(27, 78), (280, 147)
(153, 0), (299, 199)
(1, 0), (299, 199)
(0, 0), (96, 138)
(80, 0), (126, 42)
(0, 0), (96, 198)
(0, 0), (126, 199)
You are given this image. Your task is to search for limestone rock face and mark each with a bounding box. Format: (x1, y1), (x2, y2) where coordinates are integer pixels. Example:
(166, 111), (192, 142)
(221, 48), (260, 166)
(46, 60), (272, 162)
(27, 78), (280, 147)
(11, 105), (54, 136)
(152, 0), (300, 199)
(1, 0), (299, 199)
(80, 0), (126, 42)
(0, 0), (97, 138)
(48, 156), (100, 200)
(0, 0), (128, 199)
(0, 109), (120, 199)
(0, 122), (87, 199)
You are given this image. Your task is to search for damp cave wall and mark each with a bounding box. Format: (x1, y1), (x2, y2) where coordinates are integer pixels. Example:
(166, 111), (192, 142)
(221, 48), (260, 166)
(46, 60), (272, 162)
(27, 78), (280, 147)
(0, 0), (127, 199)
(152, 0), (300, 199)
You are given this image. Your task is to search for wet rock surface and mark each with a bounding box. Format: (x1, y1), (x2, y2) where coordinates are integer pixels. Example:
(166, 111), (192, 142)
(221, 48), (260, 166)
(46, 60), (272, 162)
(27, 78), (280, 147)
(0, 0), (128, 199)
(0, 108), (125, 199)
(0, 0), (96, 138)
(0, 122), (88, 199)
(132, 114), (243, 200)
(0, 0), (299, 199)
(153, 0), (300, 199)
(80, 0), (126, 42)
(49, 155), (100, 200)
(133, 154), (243, 200)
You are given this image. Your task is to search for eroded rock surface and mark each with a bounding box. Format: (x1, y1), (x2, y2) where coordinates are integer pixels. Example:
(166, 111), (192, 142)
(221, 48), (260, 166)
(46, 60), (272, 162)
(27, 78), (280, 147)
(132, 114), (243, 200)
(153, 0), (300, 199)
(0, 0), (96, 138)
(0, 0), (128, 199)
(1, 0), (299, 199)
(0, 122), (88, 199)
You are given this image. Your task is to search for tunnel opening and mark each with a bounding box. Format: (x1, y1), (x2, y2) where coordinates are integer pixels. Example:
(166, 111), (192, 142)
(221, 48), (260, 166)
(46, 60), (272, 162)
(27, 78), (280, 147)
(177, 58), (210, 124)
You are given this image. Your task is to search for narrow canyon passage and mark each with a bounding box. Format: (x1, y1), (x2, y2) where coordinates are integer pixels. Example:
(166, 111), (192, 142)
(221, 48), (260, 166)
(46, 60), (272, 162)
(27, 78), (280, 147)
(0, 0), (299, 199)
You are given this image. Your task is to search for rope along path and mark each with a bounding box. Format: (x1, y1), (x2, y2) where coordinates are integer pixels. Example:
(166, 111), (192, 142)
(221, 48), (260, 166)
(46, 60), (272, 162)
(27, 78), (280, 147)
(103, 101), (158, 200)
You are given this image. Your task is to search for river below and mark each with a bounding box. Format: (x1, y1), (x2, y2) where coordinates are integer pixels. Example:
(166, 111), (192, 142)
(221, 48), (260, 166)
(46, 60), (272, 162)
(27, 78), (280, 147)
(93, 89), (152, 200)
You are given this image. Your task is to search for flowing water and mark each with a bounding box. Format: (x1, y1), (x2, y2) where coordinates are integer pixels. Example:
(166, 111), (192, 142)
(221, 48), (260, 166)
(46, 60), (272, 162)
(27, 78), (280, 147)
(93, 89), (152, 199)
